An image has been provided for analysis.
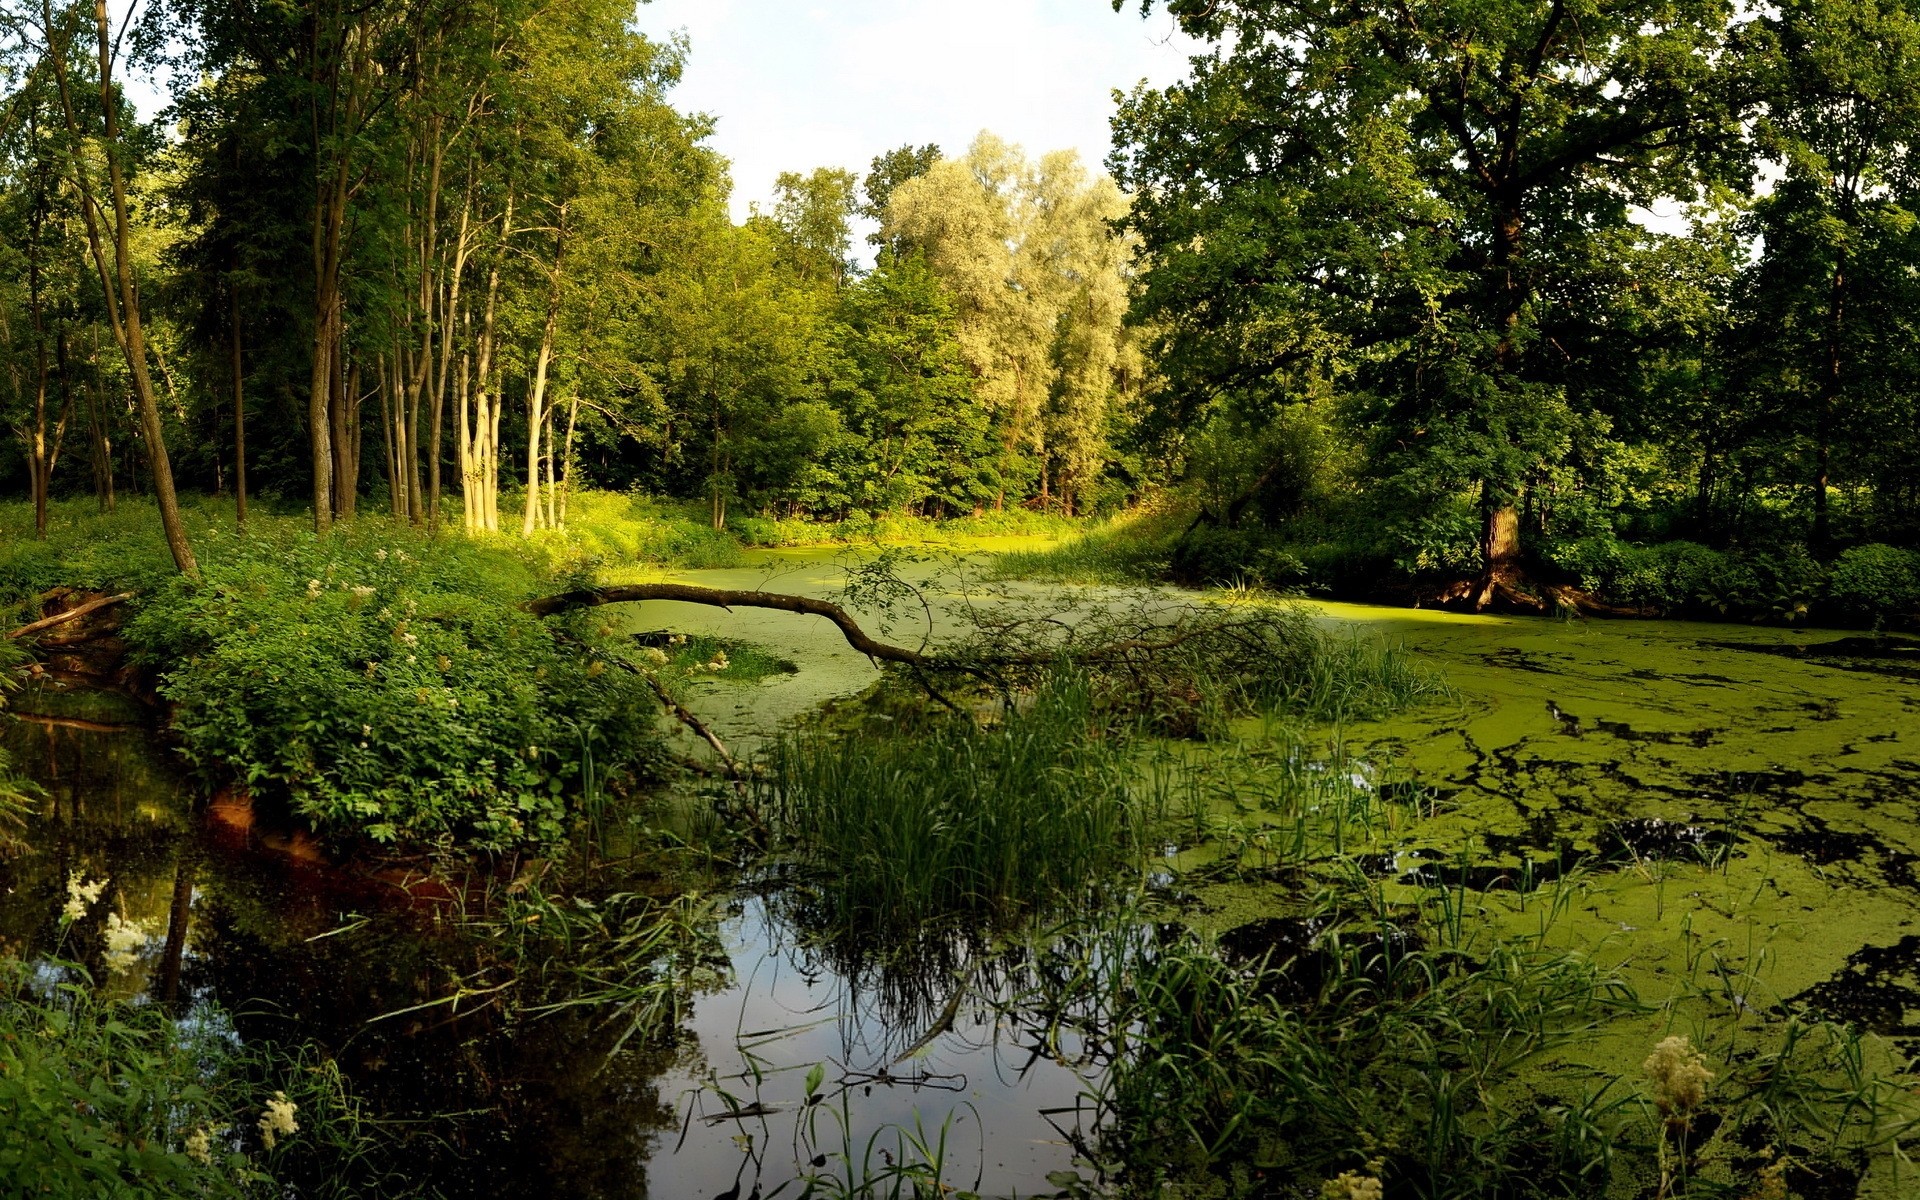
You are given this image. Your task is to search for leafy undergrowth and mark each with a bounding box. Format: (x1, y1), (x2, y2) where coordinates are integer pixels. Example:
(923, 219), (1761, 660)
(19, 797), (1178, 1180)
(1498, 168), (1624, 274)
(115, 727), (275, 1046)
(0, 957), (401, 1199)
(0, 501), (663, 852)
(998, 508), (1920, 627)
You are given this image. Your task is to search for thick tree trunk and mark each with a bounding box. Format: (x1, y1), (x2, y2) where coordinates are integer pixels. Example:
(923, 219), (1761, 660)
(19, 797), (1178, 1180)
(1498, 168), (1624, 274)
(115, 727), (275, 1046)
(1472, 502), (1524, 611)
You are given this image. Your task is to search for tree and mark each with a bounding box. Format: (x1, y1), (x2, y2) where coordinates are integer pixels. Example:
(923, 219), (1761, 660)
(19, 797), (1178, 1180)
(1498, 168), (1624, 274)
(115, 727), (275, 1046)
(824, 252), (989, 515)
(1113, 0), (1757, 606)
(1737, 0), (1920, 551)
(769, 166), (857, 287)
(26, 0), (197, 574)
(885, 134), (1137, 511)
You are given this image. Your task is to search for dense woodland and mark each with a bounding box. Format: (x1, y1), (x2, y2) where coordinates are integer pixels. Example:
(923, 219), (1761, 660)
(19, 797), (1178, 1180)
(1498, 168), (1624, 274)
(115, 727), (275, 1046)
(1, 0), (1918, 616)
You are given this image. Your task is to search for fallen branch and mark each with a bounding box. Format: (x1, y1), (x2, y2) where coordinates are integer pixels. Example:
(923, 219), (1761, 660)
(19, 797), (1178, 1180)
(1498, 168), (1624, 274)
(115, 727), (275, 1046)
(8, 591), (133, 640)
(524, 583), (927, 666)
(637, 668), (743, 781)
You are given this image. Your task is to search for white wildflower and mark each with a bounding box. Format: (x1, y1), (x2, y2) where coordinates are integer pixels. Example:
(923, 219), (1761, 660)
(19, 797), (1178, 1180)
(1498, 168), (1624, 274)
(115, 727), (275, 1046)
(1321, 1173), (1384, 1200)
(642, 647), (669, 666)
(306, 579), (322, 597)
(258, 1092), (298, 1150)
(375, 548), (389, 561)
(1645, 1035), (1712, 1120)
(102, 911), (150, 973)
(62, 872), (107, 923)
(350, 585), (376, 598)
(184, 1126), (215, 1166)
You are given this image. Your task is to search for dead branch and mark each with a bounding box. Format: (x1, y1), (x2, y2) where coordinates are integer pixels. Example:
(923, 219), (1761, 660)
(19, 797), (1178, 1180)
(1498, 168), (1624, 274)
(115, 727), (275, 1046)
(8, 591), (132, 639)
(523, 583), (927, 666)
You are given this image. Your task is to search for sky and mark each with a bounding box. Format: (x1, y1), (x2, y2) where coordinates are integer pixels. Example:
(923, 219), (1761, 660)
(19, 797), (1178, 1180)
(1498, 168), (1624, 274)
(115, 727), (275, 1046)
(632, 0), (1204, 227)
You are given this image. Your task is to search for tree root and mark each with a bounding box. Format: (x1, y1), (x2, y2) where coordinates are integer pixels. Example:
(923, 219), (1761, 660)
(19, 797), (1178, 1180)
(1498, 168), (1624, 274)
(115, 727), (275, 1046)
(8, 591), (133, 640)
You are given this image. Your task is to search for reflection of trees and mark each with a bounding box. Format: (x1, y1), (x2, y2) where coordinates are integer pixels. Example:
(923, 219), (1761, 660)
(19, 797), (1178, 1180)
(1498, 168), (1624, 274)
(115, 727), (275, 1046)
(2, 717), (684, 1199)
(192, 880), (680, 1199)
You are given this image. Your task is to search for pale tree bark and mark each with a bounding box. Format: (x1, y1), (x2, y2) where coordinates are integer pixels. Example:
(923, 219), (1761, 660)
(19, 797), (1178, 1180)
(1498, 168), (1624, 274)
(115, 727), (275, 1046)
(470, 195), (507, 533)
(427, 167), (474, 533)
(520, 203), (567, 536)
(43, 0), (195, 575)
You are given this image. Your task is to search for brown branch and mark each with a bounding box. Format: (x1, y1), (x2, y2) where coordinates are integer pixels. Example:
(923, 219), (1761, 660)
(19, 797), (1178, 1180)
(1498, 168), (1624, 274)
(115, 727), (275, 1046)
(9, 591), (132, 639)
(636, 668), (742, 780)
(522, 584), (928, 666)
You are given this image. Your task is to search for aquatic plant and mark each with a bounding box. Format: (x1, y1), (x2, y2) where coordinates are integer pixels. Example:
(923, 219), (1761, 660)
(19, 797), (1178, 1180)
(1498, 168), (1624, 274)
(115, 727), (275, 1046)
(756, 672), (1167, 944)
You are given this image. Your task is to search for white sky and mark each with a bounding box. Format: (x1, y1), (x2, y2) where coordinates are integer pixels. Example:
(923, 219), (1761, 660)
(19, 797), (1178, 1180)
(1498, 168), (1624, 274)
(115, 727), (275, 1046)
(633, 0), (1204, 226)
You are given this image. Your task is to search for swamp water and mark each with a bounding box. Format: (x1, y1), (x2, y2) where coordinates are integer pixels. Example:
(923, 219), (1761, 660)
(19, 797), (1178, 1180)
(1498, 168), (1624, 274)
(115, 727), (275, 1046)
(5, 551), (1920, 1197)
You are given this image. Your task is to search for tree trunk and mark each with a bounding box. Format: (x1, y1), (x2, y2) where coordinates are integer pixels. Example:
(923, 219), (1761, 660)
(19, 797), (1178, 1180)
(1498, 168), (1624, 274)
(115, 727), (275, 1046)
(559, 393), (579, 529)
(1814, 255), (1845, 556)
(230, 285), (248, 526)
(45, 0), (196, 575)
(521, 211), (566, 537)
(28, 208), (49, 539)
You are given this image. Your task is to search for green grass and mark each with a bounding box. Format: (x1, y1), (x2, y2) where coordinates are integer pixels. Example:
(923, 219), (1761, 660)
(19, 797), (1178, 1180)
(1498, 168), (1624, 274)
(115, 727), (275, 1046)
(990, 508), (1181, 583)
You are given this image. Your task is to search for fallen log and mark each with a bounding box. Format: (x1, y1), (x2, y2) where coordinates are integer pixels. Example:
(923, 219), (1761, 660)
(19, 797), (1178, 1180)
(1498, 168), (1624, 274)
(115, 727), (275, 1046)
(523, 583), (927, 666)
(8, 591), (134, 640)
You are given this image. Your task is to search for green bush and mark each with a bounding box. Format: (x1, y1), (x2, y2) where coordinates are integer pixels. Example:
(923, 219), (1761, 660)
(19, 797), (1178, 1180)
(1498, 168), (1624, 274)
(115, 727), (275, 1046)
(122, 522), (661, 849)
(1828, 543), (1920, 619)
(1548, 536), (1830, 621)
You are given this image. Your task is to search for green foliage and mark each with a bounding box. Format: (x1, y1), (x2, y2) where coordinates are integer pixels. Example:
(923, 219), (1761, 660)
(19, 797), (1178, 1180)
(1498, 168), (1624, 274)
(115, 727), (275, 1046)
(0, 501), (664, 851)
(1827, 543), (1920, 619)
(121, 519), (661, 849)
(0, 960), (380, 1199)
(1546, 537), (1829, 621)
(757, 674), (1164, 942)
(1094, 918), (1636, 1198)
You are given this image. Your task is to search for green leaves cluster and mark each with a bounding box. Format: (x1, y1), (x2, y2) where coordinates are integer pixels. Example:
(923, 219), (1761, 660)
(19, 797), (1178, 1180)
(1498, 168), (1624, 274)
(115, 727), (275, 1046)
(123, 521), (660, 849)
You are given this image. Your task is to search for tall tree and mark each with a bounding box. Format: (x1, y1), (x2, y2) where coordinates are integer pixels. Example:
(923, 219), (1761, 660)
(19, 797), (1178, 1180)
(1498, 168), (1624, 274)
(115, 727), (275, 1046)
(1113, 0), (1757, 606)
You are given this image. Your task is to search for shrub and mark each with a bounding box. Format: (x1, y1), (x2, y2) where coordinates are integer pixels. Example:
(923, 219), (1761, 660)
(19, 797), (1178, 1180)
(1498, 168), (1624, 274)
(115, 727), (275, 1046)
(1828, 543), (1920, 620)
(121, 522), (661, 850)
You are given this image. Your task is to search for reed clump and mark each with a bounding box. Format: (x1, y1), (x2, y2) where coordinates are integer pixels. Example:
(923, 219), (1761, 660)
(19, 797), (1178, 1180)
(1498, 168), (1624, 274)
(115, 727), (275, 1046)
(756, 673), (1165, 943)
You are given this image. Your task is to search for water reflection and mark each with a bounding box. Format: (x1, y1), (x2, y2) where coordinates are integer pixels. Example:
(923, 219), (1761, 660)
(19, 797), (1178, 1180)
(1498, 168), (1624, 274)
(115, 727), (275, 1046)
(0, 711), (1110, 1199)
(656, 897), (1102, 1197)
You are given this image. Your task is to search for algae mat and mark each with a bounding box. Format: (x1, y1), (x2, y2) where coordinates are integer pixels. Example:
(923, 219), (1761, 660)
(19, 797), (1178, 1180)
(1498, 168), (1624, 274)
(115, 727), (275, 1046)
(1318, 605), (1920, 1040)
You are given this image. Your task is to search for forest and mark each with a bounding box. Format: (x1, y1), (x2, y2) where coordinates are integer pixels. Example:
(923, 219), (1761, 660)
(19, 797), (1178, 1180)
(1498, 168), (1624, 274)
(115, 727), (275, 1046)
(0, 0), (1916, 617)
(0, 0), (1918, 1197)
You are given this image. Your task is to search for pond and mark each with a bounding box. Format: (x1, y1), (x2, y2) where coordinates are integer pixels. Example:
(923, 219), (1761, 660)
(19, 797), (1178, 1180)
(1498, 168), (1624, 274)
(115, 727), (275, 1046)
(4, 551), (1918, 1198)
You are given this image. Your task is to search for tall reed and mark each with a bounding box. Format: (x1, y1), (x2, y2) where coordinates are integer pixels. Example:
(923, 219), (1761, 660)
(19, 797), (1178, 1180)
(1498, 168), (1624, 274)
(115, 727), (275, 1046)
(756, 673), (1168, 943)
